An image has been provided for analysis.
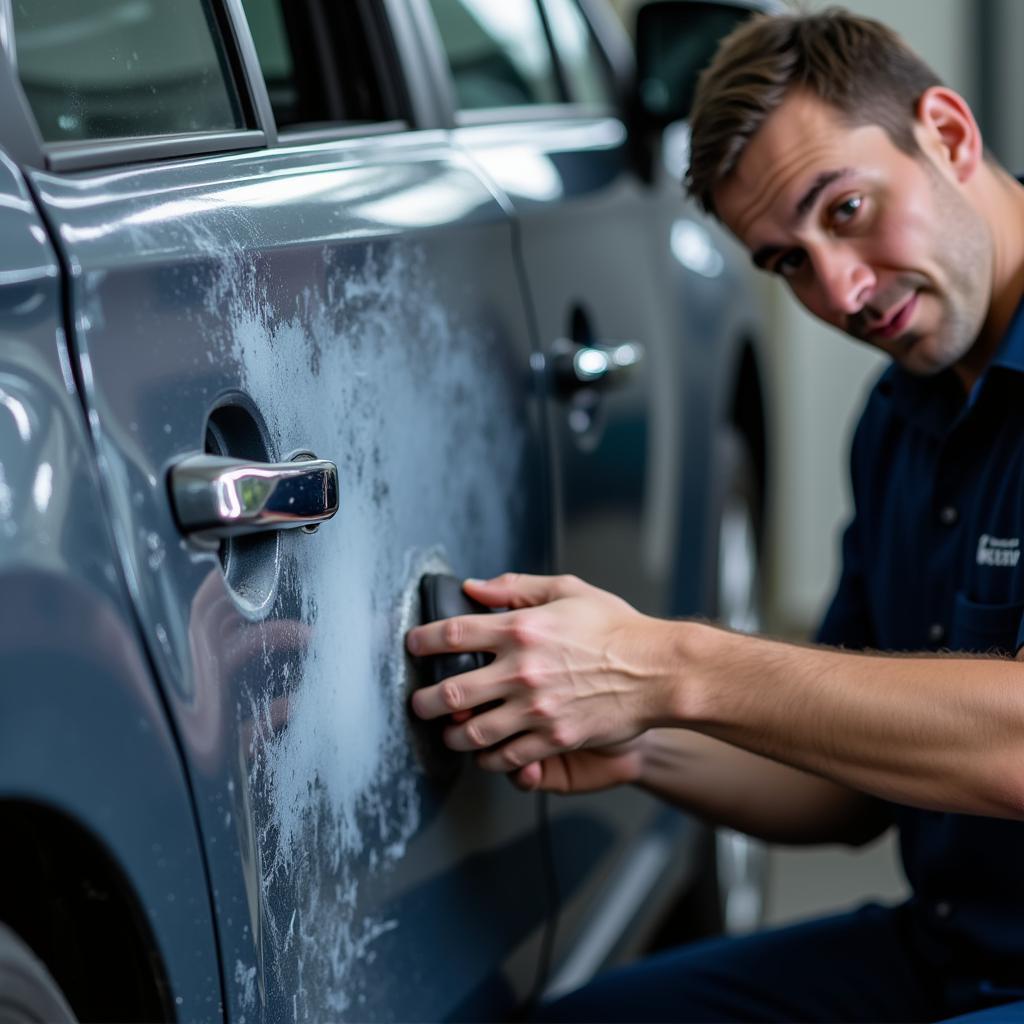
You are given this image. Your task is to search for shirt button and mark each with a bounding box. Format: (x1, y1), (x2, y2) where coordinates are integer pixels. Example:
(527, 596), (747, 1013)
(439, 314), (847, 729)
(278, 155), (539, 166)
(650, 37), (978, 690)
(938, 506), (958, 526)
(928, 623), (946, 644)
(934, 901), (952, 919)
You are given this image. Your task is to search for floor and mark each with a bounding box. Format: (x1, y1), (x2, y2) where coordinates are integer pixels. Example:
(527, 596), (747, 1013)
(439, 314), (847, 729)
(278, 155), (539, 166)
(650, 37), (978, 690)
(765, 830), (909, 926)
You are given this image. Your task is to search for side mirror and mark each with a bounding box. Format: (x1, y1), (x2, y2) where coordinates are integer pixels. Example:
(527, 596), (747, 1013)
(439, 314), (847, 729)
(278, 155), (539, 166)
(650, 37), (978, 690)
(634, 0), (771, 129)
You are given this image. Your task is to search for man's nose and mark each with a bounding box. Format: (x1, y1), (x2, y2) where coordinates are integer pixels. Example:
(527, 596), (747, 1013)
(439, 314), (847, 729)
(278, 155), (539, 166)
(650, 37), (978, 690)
(812, 247), (875, 319)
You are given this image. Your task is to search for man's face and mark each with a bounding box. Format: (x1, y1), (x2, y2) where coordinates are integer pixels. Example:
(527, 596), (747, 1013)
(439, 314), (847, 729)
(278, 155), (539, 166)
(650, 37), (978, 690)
(714, 89), (991, 377)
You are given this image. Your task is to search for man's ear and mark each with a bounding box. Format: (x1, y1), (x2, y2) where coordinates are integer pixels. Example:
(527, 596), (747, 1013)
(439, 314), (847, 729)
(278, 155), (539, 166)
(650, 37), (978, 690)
(915, 86), (982, 183)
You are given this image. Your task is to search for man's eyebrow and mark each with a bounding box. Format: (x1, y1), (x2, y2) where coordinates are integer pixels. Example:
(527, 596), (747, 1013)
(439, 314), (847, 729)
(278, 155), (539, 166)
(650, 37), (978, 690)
(794, 168), (854, 221)
(749, 169), (856, 270)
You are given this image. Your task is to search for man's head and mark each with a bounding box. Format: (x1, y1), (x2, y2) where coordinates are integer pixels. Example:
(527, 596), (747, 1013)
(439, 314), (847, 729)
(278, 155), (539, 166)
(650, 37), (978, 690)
(688, 8), (998, 380)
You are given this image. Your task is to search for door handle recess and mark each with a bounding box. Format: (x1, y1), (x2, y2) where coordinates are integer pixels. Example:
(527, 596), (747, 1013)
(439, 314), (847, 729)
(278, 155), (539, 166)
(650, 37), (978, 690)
(551, 338), (644, 393)
(170, 453), (339, 539)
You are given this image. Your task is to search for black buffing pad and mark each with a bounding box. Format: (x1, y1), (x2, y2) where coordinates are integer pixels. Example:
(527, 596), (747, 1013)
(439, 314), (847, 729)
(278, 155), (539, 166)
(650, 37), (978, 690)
(417, 574), (495, 685)
(409, 574), (495, 784)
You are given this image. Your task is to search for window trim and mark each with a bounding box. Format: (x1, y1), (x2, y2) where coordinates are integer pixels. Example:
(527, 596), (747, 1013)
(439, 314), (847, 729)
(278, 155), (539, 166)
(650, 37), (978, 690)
(413, 0), (620, 124)
(0, 3), (45, 169)
(2, 0), (274, 172)
(273, 119), (410, 148)
(454, 102), (616, 127)
(226, 0), (433, 148)
(538, 0), (620, 108)
(45, 130), (268, 174)
(223, 0), (279, 143)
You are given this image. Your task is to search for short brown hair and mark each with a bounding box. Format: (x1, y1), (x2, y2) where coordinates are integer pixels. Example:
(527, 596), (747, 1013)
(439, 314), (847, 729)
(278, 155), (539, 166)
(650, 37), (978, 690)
(686, 7), (943, 216)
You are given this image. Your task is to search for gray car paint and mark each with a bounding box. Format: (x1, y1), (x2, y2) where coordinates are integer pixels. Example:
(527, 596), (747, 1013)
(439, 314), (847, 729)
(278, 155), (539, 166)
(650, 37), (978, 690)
(0, 0), (772, 1018)
(0, 148), (223, 1017)
(440, 9), (767, 968)
(29, 130), (553, 1020)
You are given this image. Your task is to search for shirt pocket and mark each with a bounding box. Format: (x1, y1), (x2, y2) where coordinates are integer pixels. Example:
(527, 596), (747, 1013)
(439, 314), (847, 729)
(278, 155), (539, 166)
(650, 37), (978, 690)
(950, 592), (1024, 655)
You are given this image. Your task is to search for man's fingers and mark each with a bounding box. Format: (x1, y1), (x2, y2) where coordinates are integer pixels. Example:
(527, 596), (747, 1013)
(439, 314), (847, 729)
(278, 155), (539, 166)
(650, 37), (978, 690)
(476, 732), (564, 774)
(443, 703), (524, 752)
(512, 763), (543, 790)
(512, 758), (572, 793)
(411, 669), (507, 720)
(406, 611), (504, 657)
(463, 573), (584, 609)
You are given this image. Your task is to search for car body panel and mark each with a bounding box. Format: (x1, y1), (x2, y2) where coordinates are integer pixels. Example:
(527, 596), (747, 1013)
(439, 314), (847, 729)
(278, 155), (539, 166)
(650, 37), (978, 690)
(438, 2), (767, 967)
(29, 131), (552, 1020)
(0, 0), (775, 1017)
(0, 146), (223, 1018)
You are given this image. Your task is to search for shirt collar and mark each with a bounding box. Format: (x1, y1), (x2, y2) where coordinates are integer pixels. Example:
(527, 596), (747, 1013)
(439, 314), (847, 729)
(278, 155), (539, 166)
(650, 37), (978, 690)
(989, 288), (1024, 375)
(875, 289), (1024, 437)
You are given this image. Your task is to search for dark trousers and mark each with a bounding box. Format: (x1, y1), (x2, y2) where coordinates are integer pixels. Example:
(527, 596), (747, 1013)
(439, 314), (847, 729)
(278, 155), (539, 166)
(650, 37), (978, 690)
(539, 903), (1024, 1023)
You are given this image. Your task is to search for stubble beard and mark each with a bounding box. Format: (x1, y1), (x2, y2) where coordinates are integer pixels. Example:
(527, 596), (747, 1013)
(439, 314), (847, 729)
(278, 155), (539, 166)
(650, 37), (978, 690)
(904, 166), (992, 376)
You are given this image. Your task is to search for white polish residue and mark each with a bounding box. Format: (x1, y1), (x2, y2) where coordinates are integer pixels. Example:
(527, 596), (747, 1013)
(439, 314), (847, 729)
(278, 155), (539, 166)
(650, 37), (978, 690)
(204, 241), (524, 1020)
(0, 463), (12, 520)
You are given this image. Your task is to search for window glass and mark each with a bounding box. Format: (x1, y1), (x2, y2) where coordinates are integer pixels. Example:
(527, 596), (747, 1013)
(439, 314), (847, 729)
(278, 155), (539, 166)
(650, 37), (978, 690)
(241, 0), (390, 129)
(428, 0), (562, 110)
(241, 0), (326, 127)
(11, 0), (243, 144)
(540, 0), (615, 105)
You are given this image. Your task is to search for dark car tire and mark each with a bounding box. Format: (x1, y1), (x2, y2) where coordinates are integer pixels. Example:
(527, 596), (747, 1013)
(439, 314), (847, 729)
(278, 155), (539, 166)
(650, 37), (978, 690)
(0, 923), (77, 1023)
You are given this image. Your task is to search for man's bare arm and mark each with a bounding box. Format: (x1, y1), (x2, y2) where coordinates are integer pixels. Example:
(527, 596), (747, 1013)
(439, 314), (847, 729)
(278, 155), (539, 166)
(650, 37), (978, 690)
(407, 574), (1024, 820)
(527, 729), (891, 844)
(635, 730), (892, 846)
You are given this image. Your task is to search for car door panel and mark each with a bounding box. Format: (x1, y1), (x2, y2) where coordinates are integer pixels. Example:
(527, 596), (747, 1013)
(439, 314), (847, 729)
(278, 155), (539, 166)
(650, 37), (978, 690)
(30, 133), (551, 1021)
(0, 146), (223, 1021)
(454, 109), (703, 977)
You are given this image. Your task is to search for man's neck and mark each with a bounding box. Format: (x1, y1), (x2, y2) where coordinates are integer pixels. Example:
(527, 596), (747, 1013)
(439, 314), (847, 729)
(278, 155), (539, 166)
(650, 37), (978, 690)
(958, 164), (1024, 390)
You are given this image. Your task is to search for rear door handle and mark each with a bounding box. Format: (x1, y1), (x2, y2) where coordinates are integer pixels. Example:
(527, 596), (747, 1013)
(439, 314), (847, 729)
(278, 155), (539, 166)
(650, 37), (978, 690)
(170, 453), (339, 539)
(551, 337), (645, 394)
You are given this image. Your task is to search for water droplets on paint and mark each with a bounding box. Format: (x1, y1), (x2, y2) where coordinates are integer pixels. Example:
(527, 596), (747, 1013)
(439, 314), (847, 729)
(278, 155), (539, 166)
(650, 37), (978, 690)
(145, 531), (165, 570)
(204, 240), (524, 1020)
(0, 463), (12, 521)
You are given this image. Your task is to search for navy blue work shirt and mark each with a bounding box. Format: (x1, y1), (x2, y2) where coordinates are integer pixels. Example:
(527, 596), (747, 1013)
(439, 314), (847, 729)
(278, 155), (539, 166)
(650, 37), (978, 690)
(817, 295), (1024, 971)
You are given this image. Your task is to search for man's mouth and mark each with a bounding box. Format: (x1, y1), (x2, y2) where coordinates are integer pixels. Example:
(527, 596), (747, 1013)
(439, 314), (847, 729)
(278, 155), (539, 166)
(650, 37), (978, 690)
(868, 293), (919, 341)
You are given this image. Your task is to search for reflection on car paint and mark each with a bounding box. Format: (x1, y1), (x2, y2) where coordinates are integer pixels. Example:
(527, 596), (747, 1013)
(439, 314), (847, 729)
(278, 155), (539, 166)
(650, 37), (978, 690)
(194, 240), (525, 1018)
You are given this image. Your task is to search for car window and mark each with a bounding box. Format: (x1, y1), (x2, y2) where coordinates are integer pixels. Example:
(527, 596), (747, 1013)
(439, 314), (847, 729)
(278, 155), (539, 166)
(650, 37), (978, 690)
(10, 0), (244, 144)
(540, 0), (615, 106)
(427, 0), (563, 110)
(240, 0), (393, 129)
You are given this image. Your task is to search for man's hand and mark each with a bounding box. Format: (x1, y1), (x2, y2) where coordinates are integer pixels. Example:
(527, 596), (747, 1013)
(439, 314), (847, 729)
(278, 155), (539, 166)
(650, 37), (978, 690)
(511, 741), (647, 793)
(406, 573), (675, 773)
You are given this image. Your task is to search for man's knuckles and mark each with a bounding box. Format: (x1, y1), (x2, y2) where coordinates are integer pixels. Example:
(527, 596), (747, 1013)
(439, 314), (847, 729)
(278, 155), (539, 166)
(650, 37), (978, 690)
(441, 616), (466, 647)
(549, 723), (579, 750)
(526, 694), (557, 721)
(440, 678), (464, 712)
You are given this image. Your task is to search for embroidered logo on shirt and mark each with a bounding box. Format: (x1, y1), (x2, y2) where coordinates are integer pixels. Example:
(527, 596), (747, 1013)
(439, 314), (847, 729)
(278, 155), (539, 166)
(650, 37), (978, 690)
(976, 534), (1021, 568)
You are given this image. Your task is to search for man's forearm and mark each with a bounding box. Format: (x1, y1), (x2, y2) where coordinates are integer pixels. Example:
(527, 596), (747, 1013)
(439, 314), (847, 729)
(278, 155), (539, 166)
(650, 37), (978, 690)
(408, 574), (1024, 821)
(636, 728), (892, 845)
(666, 622), (1024, 819)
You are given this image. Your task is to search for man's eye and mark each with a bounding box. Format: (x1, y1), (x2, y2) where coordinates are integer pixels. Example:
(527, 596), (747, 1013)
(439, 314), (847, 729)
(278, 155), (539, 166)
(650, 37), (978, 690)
(832, 195), (863, 225)
(774, 250), (807, 278)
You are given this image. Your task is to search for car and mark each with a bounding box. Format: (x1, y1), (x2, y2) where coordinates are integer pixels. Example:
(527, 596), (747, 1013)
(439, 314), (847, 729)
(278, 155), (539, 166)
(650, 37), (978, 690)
(0, 0), (772, 1019)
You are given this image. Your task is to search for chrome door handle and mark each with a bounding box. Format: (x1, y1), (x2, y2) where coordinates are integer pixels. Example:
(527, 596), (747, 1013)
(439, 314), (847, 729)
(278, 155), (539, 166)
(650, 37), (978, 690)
(170, 453), (339, 539)
(551, 338), (645, 393)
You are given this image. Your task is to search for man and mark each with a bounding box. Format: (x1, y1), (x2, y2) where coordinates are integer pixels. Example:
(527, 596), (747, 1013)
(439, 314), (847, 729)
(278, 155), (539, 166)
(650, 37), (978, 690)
(406, 8), (1024, 1022)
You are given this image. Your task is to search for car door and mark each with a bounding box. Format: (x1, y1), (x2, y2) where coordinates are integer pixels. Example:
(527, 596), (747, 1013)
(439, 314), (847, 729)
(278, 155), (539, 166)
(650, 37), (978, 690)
(8, 0), (551, 1018)
(419, 0), (707, 988)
